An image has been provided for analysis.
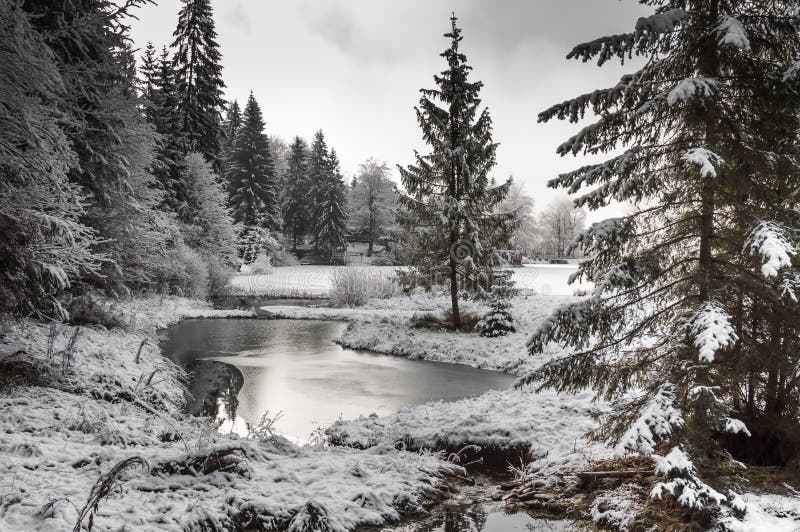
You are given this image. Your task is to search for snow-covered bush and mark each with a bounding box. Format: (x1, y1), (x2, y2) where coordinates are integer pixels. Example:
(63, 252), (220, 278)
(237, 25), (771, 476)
(204, 254), (234, 297)
(150, 243), (211, 299)
(67, 294), (125, 329)
(476, 299), (516, 337)
(330, 267), (398, 307)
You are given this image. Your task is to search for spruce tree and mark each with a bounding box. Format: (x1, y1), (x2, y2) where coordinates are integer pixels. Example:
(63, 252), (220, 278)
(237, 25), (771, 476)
(283, 136), (311, 250)
(222, 100), (242, 155)
(139, 45), (186, 213)
(139, 42), (159, 122)
(171, 0), (226, 169)
(398, 15), (512, 328)
(226, 92), (280, 262)
(315, 149), (348, 261)
(308, 130), (330, 251)
(525, 1), (800, 517)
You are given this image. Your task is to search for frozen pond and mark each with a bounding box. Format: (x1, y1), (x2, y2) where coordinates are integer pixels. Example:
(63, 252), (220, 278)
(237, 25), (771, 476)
(162, 318), (515, 440)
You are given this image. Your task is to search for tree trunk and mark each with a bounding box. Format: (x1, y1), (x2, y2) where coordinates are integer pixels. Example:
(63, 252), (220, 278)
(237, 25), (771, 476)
(450, 232), (461, 330)
(692, 0), (720, 457)
(368, 211), (374, 256)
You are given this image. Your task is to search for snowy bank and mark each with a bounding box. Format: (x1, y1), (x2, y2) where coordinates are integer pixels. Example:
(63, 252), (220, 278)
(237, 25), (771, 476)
(0, 297), (465, 531)
(328, 388), (605, 465)
(262, 293), (575, 376)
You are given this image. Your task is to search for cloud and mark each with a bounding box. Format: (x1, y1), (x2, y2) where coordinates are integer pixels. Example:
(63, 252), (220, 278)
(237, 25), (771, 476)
(220, 0), (251, 34)
(301, 3), (402, 64)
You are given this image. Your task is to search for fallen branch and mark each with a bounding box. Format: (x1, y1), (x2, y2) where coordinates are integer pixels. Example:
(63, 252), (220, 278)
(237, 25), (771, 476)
(577, 468), (653, 483)
(151, 447), (247, 477)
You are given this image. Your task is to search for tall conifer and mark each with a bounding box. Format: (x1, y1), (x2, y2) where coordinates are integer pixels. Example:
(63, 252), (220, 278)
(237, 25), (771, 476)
(315, 149), (348, 261)
(171, 0), (226, 169)
(226, 92), (279, 262)
(526, 1), (800, 516)
(283, 136), (311, 250)
(398, 15), (512, 328)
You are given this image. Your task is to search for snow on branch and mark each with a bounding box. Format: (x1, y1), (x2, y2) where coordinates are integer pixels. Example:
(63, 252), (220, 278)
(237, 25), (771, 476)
(549, 148), (641, 193)
(538, 70), (646, 123)
(721, 417), (751, 437)
(573, 217), (636, 256)
(635, 9), (690, 36)
(784, 60), (800, 82)
(682, 148), (724, 178)
(684, 301), (737, 363)
(716, 15), (751, 52)
(651, 447), (727, 509)
(654, 446), (693, 476)
(746, 222), (796, 277)
(779, 270), (800, 302)
(556, 118), (606, 155)
(614, 384), (685, 458)
(526, 297), (602, 353)
(667, 78), (718, 106)
(566, 9), (688, 65)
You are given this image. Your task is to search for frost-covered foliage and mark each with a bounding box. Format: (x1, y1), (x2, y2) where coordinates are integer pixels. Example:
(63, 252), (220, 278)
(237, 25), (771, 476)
(0, 1), (100, 317)
(528, 0), (800, 519)
(348, 158), (399, 256)
(181, 153), (237, 257)
(330, 267), (399, 307)
(397, 15), (513, 328)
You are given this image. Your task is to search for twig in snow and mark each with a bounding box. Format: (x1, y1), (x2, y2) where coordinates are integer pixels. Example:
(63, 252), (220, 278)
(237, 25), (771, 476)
(134, 338), (147, 364)
(72, 456), (148, 532)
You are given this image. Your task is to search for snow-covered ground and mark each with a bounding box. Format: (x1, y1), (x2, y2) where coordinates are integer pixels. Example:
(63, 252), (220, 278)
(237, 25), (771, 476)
(0, 296), (462, 531)
(230, 263), (591, 297)
(261, 290), (800, 531)
(3, 290), (797, 531)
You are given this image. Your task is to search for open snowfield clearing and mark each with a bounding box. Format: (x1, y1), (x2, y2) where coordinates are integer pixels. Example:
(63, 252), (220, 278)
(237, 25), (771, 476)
(229, 264), (591, 297)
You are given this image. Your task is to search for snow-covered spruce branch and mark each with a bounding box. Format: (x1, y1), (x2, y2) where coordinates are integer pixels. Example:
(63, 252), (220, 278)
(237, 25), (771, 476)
(745, 221), (796, 278)
(567, 9), (689, 66)
(680, 301), (737, 363)
(615, 383), (684, 457)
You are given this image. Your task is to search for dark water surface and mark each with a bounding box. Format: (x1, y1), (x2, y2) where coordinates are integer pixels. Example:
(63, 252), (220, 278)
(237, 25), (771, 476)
(162, 318), (515, 441)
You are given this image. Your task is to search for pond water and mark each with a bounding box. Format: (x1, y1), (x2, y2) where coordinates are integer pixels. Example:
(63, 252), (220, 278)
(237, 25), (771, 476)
(161, 318), (515, 441)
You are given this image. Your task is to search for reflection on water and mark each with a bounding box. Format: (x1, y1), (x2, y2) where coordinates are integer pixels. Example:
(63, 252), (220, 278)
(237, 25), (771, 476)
(162, 318), (515, 440)
(384, 502), (578, 531)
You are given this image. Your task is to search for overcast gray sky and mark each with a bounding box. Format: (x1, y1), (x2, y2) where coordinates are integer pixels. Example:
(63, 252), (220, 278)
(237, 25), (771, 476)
(128, 0), (650, 220)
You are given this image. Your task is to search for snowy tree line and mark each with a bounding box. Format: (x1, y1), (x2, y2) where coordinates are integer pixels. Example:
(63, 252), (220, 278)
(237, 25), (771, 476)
(498, 186), (588, 259)
(0, 0), (392, 316)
